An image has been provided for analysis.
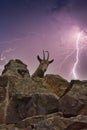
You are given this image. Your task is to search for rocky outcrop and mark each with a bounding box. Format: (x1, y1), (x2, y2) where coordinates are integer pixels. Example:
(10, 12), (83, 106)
(2, 59), (30, 78)
(0, 75), (59, 124)
(59, 80), (87, 117)
(43, 74), (69, 97)
(0, 59), (87, 130)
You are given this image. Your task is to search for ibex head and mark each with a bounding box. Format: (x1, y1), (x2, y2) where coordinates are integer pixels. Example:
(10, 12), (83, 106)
(32, 50), (54, 78)
(37, 50), (54, 72)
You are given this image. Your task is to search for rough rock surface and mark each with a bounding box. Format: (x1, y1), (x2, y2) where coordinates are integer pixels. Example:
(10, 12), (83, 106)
(0, 75), (59, 124)
(0, 114), (87, 130)
(0, 75), (8, 124)
(6, 92), (59, 124)
(2, 59), (30, 78)
(0, 59), (87, 130)
(59, 80), (87, 117)
(43, 74), (69, 97)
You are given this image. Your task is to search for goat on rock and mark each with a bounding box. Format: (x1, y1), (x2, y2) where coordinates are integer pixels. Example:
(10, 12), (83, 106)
(32, 50), (54, 78)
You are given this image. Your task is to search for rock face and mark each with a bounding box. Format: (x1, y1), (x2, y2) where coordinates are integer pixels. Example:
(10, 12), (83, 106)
(59, 80), (87, 117)
(2, 59), (30, 78)
(0, 59), (87, 130)
(0, 76), (8, 124)
(0, 75), (59, 124)
(43, 74), (69, 97)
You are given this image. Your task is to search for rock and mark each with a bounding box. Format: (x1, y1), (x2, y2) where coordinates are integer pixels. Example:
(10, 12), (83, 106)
(8, 76), (48, 97)
(0, 75), (9, 124)
(0, 76), (59, 124)
(6, 92), (59, 123)
(13, 93), (59, 119)
(59, 80), (87, 117)
(0, 74), (60, 124)
(2, 59), (30, 78)
(0, 85), (6, 103)
(0, 114), (87, 130)
(15, 114), (87, 130)
(6, 100), (20, 124)
(59, 95), (84, 117)
(43, 74), (69, 97)
(0, 124), (21, 130)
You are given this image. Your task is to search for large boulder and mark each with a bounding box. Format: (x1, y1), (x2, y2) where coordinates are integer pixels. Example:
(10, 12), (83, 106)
(7, 93), (59, 123)
(59, 80), (87, 117)
(2, 59), (30, 78)
(43, 74), (69, 97)
(0, 75), (59, 124)
(7, 77), (59, 123)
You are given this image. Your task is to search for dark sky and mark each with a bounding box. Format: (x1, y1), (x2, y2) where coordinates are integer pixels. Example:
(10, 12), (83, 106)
(0, 0), (87, 80)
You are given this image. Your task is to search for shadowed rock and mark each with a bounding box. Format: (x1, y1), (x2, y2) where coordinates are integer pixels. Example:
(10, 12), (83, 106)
(0, 75), (59, 124)
(59, 80), (87, 117)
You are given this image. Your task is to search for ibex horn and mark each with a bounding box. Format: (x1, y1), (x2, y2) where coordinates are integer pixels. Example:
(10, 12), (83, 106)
(37, 56), (42, 62)
(45, 51), (49, 60)
(43, 50), (45, 60)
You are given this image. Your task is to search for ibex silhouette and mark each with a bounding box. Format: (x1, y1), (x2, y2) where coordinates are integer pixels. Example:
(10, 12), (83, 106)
(32, 50), (54, 78)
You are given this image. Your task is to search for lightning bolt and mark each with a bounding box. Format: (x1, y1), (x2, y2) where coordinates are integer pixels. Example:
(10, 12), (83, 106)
(72, 32), (83, 79)
(58, 49), (76, 72)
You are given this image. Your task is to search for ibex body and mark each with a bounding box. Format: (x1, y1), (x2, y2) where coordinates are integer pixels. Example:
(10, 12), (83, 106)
(32, 51), (54, 78)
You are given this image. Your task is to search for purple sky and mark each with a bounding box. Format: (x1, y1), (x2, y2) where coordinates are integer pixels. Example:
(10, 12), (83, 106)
(0, 0), (87, 80)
